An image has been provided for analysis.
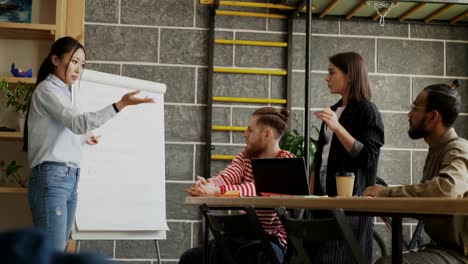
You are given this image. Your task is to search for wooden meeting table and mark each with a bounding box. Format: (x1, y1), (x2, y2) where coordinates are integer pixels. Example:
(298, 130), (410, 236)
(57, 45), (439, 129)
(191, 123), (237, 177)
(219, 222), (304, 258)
(185, 196), (468, 264)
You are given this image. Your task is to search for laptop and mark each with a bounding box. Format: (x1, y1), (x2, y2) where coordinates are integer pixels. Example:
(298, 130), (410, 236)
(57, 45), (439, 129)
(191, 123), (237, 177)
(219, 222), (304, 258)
(251, 157), (310, 196)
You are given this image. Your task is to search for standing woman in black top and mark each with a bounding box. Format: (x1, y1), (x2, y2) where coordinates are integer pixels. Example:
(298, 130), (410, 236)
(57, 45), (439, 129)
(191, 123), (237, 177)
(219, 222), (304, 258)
(311, 52), (385, 263)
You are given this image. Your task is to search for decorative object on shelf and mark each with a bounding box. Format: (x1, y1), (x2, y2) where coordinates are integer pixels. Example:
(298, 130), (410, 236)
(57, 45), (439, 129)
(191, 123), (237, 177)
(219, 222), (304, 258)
(0, 160), (27, 187)
(11, 63), (32, 78)
(1, 78), (32, 132)
(0, 0), (32, 23)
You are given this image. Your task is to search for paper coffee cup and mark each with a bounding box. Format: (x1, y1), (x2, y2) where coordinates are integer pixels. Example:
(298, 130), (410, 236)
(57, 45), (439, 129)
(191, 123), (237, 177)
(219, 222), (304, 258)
(336, 172), (355, 197)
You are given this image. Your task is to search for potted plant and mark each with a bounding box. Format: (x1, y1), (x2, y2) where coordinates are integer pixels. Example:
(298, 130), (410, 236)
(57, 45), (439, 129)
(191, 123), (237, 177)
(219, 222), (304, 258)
(279, 128), (320, 219)
(0, 79), (33, 132)
(0, 160), (27, 187)
(279, 127), (320, 169)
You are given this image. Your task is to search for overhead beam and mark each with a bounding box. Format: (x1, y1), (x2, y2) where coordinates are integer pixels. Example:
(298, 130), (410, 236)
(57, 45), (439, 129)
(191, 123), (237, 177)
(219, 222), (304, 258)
(424, 4), (456, 23)
(292, 0), (317, 16)
(345, 2), (366, 20)
(449, 10), (468, 25)
(319, 0), (340, 18)
(397, 0), (467, 3)
(371, 1), (400, 21)
(398, 3), (427, 22)
(201, 0), (315, 13)
(372, 7), (389, 21)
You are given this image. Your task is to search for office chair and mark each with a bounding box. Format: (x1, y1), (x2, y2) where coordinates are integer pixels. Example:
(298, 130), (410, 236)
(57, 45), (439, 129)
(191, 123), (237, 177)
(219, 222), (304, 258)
(376, 176), (425, 251)
(277, 207), (367, 264)
(200, 203), (280, 264)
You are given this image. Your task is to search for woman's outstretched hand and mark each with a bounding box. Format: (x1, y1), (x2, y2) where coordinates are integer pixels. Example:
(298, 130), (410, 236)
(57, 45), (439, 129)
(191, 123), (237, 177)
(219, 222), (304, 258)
(314, 107), (341, 132)
(115, 90), (155, 111)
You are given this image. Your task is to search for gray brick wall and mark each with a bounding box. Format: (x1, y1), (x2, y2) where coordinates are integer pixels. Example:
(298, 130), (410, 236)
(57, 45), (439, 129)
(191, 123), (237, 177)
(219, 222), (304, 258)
(83, 0), (468, 262)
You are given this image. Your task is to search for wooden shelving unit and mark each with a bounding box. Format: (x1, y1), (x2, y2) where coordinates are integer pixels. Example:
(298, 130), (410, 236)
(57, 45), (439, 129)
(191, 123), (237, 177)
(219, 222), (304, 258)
(0, 187), (27, 194)
(0, 22), (56, 40)
(0, 2), (83, 195)
(2, 76), (37, 84)
(0, 131), (23, 141)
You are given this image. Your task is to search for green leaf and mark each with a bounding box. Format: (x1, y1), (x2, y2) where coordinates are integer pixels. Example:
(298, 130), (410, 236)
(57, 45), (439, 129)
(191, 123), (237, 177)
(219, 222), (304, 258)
(290, 136), (304, 156)
(5, 161), (22, 177)
(1, 81), (32, 113)
(279, 126), (320, 169)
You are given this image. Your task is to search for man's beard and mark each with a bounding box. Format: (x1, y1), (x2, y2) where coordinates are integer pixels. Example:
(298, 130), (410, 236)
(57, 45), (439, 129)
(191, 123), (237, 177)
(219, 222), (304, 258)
(244, 144), (265, 159)
(408, 119), (428, 139)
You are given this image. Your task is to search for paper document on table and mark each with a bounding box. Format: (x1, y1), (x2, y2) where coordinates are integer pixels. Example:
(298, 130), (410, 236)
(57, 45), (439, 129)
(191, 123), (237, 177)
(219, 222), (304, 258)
(304, 195), (329, 198)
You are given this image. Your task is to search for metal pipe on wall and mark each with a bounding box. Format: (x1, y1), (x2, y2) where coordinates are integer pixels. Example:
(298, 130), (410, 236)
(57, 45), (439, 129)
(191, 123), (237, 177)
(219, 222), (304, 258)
(204, 2), (218, 179)
(304, 0), (312, 177)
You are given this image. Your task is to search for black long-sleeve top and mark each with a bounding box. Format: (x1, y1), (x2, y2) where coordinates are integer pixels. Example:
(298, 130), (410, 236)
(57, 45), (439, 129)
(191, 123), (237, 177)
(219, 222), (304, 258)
(313, 98), (385, 197)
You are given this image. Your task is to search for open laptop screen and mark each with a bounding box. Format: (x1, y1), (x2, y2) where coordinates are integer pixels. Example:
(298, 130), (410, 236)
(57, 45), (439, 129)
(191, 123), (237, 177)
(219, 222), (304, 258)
(251, 157), (310, 196)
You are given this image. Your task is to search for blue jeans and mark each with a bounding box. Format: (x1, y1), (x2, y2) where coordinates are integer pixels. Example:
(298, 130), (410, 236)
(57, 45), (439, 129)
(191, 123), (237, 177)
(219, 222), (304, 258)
(28, 162), (80, 252)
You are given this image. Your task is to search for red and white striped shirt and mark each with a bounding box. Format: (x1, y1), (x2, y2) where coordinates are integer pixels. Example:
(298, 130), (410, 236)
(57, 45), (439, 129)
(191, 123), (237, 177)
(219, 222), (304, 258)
(210, 149), (296, 249)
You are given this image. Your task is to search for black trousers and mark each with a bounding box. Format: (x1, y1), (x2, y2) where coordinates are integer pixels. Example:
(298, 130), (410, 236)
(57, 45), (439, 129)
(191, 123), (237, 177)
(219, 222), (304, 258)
(179, 234), (285, 264)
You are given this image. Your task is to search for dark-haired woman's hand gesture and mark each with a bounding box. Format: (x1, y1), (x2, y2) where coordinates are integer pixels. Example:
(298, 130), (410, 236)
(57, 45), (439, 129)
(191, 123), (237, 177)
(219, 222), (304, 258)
(115, 90), (155, 111)
(315, 107), (357, 153)
(314, 107), (341, 132)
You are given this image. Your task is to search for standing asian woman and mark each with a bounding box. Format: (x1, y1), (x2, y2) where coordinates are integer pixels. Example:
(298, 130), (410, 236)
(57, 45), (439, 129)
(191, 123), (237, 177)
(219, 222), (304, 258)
(24, 36), (154, 251)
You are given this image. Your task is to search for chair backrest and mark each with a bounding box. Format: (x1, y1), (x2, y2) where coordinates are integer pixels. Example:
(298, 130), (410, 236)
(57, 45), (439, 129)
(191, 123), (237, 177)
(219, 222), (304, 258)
(277, 207), (367, 264)
(200, 204), (280, 264)
(376, 176), (425, 250)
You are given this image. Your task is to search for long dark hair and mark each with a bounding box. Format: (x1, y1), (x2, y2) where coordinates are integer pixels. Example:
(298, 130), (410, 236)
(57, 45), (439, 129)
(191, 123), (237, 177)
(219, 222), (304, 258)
(329, 52), (371, 102)
(23, 37), (85, 151)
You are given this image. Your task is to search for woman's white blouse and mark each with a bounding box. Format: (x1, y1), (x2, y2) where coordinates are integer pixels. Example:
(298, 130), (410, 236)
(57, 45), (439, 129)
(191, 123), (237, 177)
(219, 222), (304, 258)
(27, 74), (116, 168)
